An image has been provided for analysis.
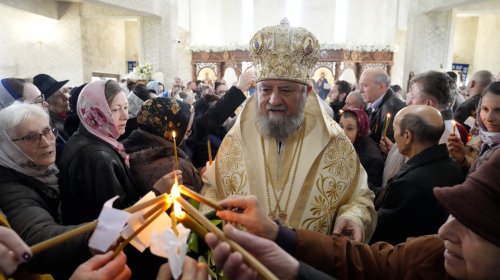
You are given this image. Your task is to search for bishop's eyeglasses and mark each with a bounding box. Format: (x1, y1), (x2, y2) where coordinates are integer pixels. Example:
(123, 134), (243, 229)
(11, 127), (58, 145)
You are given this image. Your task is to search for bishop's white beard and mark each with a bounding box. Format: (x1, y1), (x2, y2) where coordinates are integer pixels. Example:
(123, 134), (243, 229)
(255, 92), (307, 141)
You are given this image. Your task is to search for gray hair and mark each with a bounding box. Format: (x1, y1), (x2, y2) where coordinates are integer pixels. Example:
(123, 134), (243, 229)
(0, 102), (50, 138)
(347, 90), (366, 108)
(473, 70), (494, 88)
(255, 85), (308, 141)
(373, 71), (391, 87)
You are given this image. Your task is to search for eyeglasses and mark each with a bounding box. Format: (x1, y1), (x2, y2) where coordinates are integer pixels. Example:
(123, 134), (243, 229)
(11, 127), (58, 145)
(21, 94), (46, 105)
(217, 90), (227, 95)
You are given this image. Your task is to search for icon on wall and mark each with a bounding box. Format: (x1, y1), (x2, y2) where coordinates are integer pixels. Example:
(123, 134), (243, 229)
(127, 61), (138, 73)
(452, 63), (469, 84)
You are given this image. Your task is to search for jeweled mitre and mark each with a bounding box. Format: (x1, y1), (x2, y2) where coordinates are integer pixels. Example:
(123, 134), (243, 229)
(249, 18), (320, 85)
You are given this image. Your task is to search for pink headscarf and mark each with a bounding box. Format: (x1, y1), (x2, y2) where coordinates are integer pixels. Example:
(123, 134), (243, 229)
(77, 80), (129, 164)
(344, 108), (370, 143)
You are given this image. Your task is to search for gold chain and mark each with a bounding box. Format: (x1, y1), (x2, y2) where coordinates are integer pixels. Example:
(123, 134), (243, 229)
(261, 124), (305, 221)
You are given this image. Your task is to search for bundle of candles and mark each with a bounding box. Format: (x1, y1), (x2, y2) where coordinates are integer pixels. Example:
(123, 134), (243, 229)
(29, 131), (277, 280)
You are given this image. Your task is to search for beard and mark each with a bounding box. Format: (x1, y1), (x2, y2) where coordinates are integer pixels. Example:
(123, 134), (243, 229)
(255, 92), (307, 141)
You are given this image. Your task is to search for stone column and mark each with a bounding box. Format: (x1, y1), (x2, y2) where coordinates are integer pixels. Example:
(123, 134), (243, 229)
(404, 8), (453, 80)
(141, 0), (178, 87)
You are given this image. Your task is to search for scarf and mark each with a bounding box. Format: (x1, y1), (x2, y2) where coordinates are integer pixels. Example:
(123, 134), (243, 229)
(136, 97), (193, 144)
(77, 80), (129, 165)
(0, 129), (59, 190)
(344, 108), (370, 143)
(476, 97), (500, 148)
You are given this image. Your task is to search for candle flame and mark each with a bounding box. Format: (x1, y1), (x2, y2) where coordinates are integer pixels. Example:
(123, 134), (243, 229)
(172, 131), (176, 139)
(339, 109), (344, 115)
(386, 113), (391, 118)
(171, 181), (184, 217)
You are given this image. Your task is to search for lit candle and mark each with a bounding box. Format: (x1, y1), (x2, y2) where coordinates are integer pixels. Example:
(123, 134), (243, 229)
(207, 139), (213, 166)
(30, 194), (170, 255)
(176, 196), (278, 280)
(177, 212), (208, 237)
(170, 180), (182, 236)
(452, 120), (457, 135)
(172, 131), (179, 171)
(382, 113), (391, 139)
(172, 181), (207, 237)
(112, 200), (168, 258)
(179, 184), (223, 211)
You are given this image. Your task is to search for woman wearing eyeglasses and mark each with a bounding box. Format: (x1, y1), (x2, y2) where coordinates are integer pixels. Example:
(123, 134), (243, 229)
(0, 103), (93, 278)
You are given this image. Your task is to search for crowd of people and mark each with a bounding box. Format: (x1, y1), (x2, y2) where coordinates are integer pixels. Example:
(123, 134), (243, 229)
(0, 18), (499, 280)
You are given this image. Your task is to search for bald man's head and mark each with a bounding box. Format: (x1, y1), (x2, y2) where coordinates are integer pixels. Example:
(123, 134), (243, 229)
(394, 105), (444, 153)
(344, 90), (366, 110)
(359, 67), (390, 103)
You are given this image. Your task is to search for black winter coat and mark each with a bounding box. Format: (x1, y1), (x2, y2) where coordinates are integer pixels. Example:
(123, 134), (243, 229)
(368, 89), (405, 143)
(370, 144), (465, 245)
(187, 86), (246, 168)
(0, 166), (91, 279)
(354, 136), (384, 191)
(58, 126), (145, 225)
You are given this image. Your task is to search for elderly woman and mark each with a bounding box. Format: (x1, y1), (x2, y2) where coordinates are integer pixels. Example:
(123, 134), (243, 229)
(122, 97), (203, 193)
(58, 80), (176, 226)
(0, 78), (47, 110)
(0, 103), (91, 279)
(339, 108), (384, 191)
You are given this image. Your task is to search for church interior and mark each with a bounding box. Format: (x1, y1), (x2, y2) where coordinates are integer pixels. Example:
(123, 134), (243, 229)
(0, 0), (499, 90)
(2, 1), (500, 279)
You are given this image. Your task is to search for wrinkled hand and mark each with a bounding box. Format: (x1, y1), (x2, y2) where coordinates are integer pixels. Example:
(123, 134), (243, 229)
(332, 218), (364, 242)
(379, 137), (393, 155)
(205, 225), (299, 280)
(153, 170), (182, 194)
(447, 134), (466, 163)
(69, 252), (131, 280)
(0, 227), (31, 276)
(217, 195), (278, 240)
(155, 257), (207, 280)
(236, 68), (255, 92)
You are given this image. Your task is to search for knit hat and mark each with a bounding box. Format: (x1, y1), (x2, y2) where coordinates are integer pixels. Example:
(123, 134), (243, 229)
(434, 148), (500, 246)
(33, 74), (69, 100)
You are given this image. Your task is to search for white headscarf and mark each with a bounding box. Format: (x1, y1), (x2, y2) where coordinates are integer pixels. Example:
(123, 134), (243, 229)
(0, 129), (59, 189)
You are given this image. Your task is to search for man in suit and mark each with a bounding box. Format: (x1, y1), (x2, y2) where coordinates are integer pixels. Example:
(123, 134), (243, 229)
(359, 67), (405, 143)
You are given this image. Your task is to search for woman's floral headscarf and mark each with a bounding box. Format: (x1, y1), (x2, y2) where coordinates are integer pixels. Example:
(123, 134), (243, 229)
(137, 97), (193, 145)
(77, 80), (129, 164)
